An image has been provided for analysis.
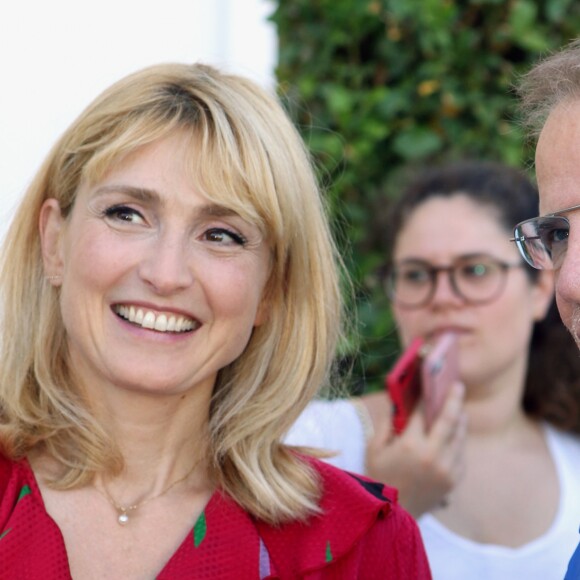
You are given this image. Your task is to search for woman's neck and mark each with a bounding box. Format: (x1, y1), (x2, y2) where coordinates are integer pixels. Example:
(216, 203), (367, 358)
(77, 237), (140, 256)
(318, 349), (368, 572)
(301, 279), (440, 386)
(462, 362), (531, 439)
(89, 381), (214, 495)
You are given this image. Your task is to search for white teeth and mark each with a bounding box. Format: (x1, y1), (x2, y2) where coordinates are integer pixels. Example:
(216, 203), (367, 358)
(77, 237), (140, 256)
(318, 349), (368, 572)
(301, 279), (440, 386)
(142, 311), (156, 329)
(115, 305), (197, 333)
(154, 314), (167, 332)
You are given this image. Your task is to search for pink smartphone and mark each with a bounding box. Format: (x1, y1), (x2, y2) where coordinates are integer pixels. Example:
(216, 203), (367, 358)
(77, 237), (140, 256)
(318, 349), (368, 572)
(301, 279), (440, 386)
(421, 332), (459, 430)
(386, 336), (425, 435)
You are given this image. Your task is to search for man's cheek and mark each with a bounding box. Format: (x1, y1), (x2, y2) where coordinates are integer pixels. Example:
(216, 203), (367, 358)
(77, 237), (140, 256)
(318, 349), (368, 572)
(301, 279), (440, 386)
(565, 304), (580, 348)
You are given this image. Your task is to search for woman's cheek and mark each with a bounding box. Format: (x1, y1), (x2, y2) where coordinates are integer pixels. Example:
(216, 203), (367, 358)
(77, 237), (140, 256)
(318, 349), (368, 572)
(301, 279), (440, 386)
(393, 308), (423, 347)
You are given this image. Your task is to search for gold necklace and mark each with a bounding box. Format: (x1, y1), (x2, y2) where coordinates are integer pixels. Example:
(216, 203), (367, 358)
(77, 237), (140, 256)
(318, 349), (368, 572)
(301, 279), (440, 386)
(97, 460), (200, 526)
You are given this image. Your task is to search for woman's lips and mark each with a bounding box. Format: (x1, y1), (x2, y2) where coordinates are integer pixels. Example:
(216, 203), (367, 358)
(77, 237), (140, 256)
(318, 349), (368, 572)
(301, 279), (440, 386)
(112, 304), (200, 333)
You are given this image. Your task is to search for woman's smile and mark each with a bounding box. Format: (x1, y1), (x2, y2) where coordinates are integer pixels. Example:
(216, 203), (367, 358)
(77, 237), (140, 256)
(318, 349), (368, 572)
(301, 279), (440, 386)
(112, 304), (200, 333)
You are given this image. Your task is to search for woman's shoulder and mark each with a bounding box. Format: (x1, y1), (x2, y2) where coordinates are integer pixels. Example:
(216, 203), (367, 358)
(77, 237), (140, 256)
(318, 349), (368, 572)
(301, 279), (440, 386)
(310, 454), (397, 512)
(545, 422), (580, 457)
(0, 453), (36, 513)
(0, 453), (40, 535)
(0, 452), (14, 478)
(0, 453), (72, 576)
(0, 453), (29, 492)
(256, 456), (431, 578)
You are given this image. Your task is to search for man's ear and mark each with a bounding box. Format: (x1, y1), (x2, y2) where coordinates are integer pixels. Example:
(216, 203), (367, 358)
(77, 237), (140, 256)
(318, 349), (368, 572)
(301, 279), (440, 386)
(39, 198), (65, 285)
(532, 269), (555, 321)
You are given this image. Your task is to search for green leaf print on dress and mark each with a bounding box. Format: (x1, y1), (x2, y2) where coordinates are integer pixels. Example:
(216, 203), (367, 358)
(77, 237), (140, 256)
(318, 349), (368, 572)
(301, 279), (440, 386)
(193, 510), (207, 548)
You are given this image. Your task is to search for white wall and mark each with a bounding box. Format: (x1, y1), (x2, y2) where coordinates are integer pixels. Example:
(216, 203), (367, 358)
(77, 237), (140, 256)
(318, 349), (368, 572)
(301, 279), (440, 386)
(0, 0), (277, 236)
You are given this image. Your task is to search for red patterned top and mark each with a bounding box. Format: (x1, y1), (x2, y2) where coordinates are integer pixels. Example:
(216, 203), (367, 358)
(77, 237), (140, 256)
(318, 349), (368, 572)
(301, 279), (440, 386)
(0, 453), (431, 579)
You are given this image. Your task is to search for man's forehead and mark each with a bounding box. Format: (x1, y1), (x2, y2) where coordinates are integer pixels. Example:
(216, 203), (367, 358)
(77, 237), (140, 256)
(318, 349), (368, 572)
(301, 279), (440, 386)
(536, 101), (580, 215)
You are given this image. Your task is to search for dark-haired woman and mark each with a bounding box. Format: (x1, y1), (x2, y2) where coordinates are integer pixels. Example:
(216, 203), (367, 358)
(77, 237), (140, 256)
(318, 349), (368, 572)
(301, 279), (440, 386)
(288, 161), (580, 580)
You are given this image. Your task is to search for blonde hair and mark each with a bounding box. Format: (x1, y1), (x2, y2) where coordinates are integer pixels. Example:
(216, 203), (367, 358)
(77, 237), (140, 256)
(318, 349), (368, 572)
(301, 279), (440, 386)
(0, 63), (345, 524)
(518, 38), (580, 137)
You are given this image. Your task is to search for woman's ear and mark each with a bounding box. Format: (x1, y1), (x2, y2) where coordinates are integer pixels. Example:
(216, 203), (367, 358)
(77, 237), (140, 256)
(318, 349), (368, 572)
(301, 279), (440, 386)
(532, 269), (555, 322)
(39, 198), (65, 286)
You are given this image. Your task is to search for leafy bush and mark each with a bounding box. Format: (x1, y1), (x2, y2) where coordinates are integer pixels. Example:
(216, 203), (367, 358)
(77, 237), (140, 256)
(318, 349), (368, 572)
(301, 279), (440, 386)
(270, 0), (580, 391)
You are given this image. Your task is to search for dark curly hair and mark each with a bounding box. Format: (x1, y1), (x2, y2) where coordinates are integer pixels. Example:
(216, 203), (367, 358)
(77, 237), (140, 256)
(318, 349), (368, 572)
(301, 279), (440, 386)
(382, 160), (580, 434)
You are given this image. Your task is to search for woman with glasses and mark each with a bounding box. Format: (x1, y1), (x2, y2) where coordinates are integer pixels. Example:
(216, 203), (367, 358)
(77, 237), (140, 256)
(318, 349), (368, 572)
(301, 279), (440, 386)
(287, 160), (580, 579)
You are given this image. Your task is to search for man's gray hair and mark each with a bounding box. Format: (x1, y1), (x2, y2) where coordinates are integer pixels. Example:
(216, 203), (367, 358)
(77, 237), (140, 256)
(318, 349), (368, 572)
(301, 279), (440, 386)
(518, 38), (580, 137)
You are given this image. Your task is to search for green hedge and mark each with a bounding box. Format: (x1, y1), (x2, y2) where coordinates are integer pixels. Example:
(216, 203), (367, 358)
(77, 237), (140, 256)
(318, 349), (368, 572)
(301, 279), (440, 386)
(270, 0), (580, 392)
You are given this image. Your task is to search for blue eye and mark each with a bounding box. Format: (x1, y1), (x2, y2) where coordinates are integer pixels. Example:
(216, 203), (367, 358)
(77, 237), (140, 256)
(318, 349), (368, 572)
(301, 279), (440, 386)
(540, 226), (569, 251)
(537, 216), (569, 249)
(551, 228), (569, 243)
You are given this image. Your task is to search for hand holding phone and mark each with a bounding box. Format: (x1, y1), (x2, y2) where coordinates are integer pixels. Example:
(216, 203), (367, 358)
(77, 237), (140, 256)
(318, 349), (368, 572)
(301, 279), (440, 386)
(386, 332), (459, 433)
(422, 332), (459, 430)
(385, 336), (424, 435)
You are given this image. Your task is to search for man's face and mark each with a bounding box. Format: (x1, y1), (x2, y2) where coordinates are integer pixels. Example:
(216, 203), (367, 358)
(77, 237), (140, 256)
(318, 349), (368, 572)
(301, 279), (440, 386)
(536, 99), (580, 346)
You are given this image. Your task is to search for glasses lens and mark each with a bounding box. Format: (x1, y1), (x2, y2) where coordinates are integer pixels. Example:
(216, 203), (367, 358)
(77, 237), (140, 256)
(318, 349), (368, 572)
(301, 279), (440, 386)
(513, 216), (569, 270)
(453, 256), (507, 304)
(388, 263), (432, 307)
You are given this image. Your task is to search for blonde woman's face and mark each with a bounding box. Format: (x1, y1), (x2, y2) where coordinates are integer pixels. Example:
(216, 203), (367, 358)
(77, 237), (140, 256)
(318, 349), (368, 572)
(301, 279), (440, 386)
(40, 131), (271, 399)
(391, 195), (553, 389)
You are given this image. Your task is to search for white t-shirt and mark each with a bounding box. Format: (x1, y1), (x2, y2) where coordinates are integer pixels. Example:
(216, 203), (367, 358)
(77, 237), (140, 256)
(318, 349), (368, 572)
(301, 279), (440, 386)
(287, 402), (580, 579)
(418, 424), (580, 580)
(284, 399), (366, 474)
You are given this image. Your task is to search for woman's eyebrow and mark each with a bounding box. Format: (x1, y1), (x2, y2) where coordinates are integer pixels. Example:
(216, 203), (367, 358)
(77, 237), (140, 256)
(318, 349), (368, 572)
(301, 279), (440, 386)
(396, 252), (500, 265)
(197, 204), (239, 218)
(92, 184), (240, 218)
(93, 184), (160, 204)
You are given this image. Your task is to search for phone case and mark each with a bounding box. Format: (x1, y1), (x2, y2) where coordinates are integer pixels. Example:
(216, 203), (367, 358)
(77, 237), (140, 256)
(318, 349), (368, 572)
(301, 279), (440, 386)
(421, 332), (459, 430)
(386, 336), (424, 434)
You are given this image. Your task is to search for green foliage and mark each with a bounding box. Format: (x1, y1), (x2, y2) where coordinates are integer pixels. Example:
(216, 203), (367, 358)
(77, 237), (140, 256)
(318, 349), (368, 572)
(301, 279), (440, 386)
(270, 0), (580, 392)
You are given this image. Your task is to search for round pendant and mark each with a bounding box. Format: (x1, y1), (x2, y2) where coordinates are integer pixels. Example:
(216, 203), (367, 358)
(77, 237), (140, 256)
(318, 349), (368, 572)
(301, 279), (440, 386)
(118, 513), (129, 525)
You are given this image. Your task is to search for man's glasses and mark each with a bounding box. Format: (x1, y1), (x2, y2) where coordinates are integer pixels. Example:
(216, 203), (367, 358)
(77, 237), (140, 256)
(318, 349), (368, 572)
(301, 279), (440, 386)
(386, 254), (522, 309)
(512, 203), (580, 270)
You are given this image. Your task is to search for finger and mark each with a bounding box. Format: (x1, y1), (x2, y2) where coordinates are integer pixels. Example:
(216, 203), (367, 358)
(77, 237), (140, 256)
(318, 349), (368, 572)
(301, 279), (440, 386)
(398, 402), (428, 439)
(428, 381), (465, 444)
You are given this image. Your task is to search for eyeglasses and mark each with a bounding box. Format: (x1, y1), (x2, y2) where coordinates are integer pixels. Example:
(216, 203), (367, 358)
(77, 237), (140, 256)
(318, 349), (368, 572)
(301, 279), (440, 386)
(512, 203), (580, 270)
(386, 254), (522, 309)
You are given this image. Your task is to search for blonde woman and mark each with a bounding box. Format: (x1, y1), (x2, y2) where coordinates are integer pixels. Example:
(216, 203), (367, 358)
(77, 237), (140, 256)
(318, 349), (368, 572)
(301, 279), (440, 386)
(0, 63), (429, 578)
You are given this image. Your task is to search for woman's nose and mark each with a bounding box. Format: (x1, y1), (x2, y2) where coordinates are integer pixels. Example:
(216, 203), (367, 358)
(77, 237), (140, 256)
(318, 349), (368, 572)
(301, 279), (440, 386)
(430, 270), (464, 307)
(138, 233), (194, 295)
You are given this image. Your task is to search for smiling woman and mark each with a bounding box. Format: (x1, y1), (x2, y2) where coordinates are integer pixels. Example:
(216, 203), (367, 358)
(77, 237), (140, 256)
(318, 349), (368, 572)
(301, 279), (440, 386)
(0, 63), (429, 578)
